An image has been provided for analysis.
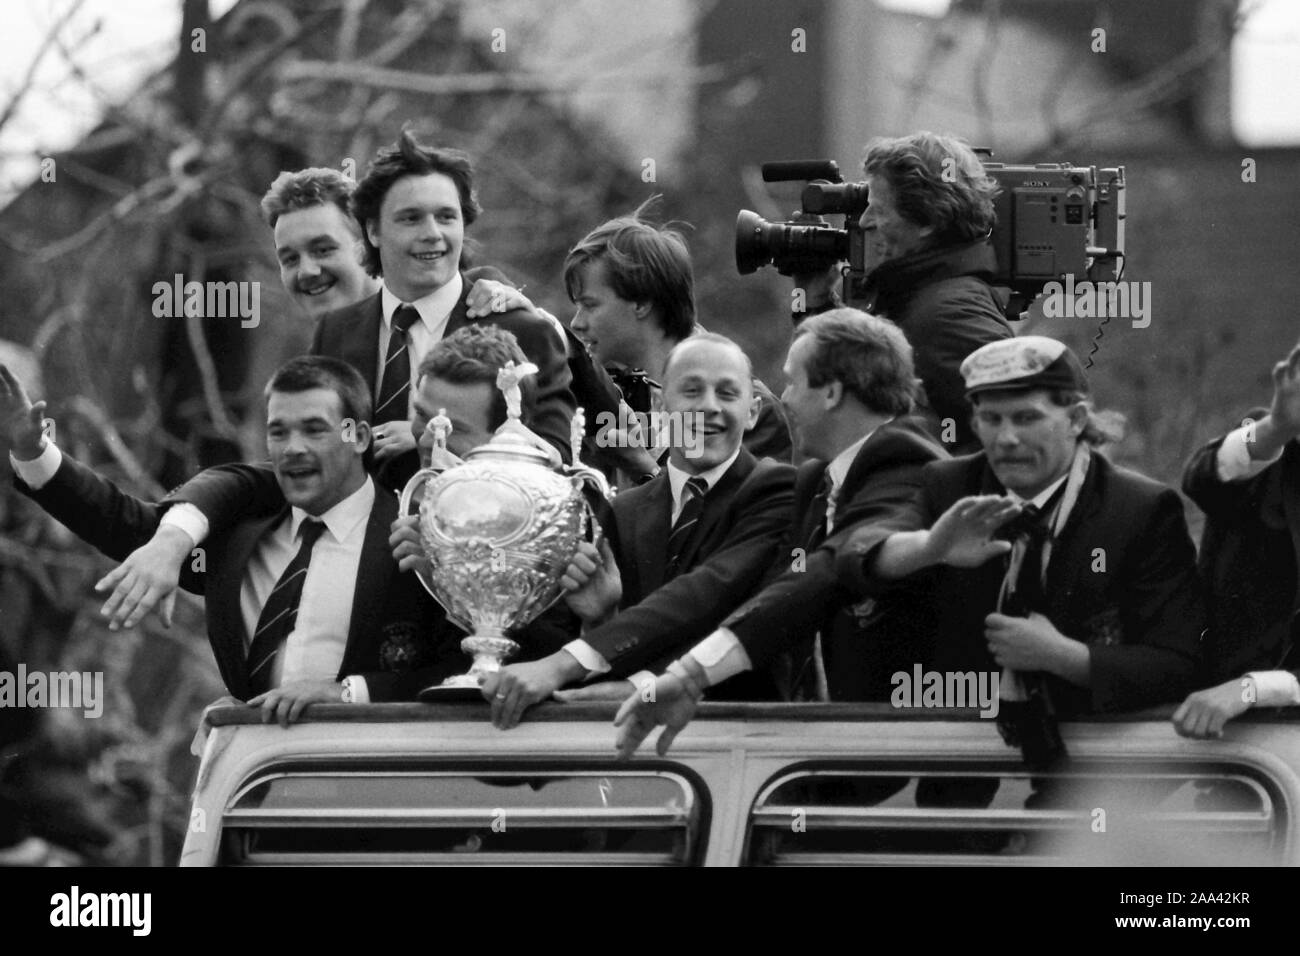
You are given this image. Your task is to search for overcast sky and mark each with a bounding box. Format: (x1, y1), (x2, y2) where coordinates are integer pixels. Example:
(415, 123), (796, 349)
(0, 0), (1296, 202)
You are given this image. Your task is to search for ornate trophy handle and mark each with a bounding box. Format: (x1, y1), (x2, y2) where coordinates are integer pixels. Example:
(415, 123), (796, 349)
(566, 464), (612, 548)
(397, 467), (442, 601)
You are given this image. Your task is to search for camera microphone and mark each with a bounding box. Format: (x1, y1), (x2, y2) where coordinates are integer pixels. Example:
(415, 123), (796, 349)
(761, 160), (842, 184)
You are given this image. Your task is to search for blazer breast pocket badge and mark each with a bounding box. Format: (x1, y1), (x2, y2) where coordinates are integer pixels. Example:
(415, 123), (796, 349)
(850, 596), (878, 630)
(1081, 606), (1124, 647)
(379, 622), (427, 671)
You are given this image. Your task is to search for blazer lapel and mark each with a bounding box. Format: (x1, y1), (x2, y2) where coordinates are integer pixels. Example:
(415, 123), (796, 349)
(338, 490), (399, 677)
(800, 462), (832, 548)
(635, 478), (673, 594)
(440, 274), (472, 340)
(838, 432), (884, 505)
(795, 463), (826, 548)
(674, 449), (756, 570)
(341, 294), (385, 396)
(209, 508), (289, 698)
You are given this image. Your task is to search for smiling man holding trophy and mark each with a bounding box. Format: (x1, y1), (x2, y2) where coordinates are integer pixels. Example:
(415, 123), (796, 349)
(395, 339), (613, 698)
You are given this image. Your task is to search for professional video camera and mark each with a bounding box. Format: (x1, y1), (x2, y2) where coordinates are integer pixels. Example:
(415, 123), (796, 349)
(735, 153), (1126, 321)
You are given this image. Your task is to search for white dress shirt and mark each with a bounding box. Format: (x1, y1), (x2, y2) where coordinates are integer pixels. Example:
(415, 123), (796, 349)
(377, 274), (464, 416)
(241, 477), (374, 688)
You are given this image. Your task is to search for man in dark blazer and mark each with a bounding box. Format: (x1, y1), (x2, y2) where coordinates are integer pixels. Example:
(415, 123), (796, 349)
(838, 338), (1203, 716)
(1174, 345), (1300, 738)
(698, 310), (946, 703)
(481, 334), (795, 729)
(324, 129), (575, 491)
(1, 358), (460, 722)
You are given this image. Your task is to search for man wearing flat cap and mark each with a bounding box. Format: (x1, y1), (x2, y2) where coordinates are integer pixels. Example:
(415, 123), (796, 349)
(615, 336), (1204, 768)
(854, 336), (1203, 745)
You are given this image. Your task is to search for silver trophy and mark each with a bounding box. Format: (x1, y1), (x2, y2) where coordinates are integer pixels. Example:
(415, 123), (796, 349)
(398, 361), (612, 700)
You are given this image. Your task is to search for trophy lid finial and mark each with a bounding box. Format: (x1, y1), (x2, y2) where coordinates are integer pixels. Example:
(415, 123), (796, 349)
(430, 408), (452, 451)
(496, 360), (539, 422)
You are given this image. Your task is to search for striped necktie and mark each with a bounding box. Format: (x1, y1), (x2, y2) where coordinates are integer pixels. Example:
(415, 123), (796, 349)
(374, 305), (419, 424)
(806, 471), (835, 549)
(665, 476), (708, 577)
(247, 519), (326, 696)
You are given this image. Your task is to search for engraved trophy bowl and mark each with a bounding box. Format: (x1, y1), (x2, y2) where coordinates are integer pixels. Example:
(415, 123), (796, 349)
(398, 363), (611, 702)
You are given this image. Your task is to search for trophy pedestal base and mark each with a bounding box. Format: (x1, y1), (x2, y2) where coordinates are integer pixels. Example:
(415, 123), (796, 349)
(416, 633), (520, 704)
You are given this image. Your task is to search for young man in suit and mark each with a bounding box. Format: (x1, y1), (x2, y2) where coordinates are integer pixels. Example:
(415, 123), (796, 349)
(480, 334), (796, 729)
(565, 208), (793, 467)
(315, 129), (575, 489)
(1174, 345), (1300, 738)
(1, 358), (457, 724)
(602, 311), (946, 751)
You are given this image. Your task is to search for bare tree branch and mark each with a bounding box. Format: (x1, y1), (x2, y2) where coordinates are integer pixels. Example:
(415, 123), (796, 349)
(279, 59), (732, 95)
(0, 0), (87, 137)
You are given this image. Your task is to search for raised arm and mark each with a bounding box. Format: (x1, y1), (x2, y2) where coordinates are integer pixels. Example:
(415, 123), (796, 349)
(3, 364), (163, 561)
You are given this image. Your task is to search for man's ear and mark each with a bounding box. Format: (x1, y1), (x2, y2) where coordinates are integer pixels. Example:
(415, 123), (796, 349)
(633, 300), (653, 320)
(1067, 402), (1088, 437)
(822, 379), (844, 411)
(364, 219), (380, 250)
(744, 391), (761, 431)
(352, 419), (373, 456)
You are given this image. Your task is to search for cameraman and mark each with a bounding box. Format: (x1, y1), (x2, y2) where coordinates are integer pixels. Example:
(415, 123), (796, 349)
(801, 132), (1013, 453)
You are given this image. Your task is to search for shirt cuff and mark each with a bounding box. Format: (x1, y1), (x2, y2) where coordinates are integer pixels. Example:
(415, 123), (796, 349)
(626, 671), (657, 697)
(688, 628), (753, 687)
(160, 503), (209, 546)
(343, 676), (371, 704)
(1216, 424), (1280, 481)
(563, 640), (612, 676)
(9, 440), (61, 489)
(1245, 671), (1300, 708)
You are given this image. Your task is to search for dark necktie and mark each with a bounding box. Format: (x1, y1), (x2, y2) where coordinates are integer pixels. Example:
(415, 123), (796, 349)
(1002, 503), (1050, 614)
(806, 471), (835, 550)
(665, 476), (708, 578)
(374, 305), (419, 424)
(247, 519), (326, 696)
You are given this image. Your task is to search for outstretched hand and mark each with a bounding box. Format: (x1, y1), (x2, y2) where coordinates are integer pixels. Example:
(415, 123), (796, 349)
(613, 669), (702, 759)
(93, 525), (194, 630)
(1268, 345), (1300, 440)
(0, 364), (48, 460)
(925, 495), (1021, 568)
